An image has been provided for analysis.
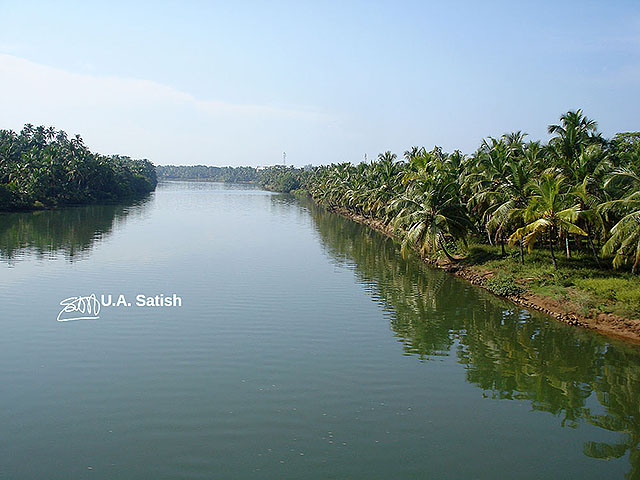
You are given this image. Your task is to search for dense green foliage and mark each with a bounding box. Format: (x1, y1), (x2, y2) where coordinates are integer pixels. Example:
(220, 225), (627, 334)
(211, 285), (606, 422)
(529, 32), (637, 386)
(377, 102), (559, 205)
(304, 110), (640, 273)
(484, 273), (525, 297)
(0, 125), (157, 211)
(157, 164), (259, 183)
(258, 165), (311, 193)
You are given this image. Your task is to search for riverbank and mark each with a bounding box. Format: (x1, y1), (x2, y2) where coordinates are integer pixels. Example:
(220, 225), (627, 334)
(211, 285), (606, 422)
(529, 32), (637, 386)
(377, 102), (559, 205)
(0, 191), (155, 213)
(328, 206), (640, 344)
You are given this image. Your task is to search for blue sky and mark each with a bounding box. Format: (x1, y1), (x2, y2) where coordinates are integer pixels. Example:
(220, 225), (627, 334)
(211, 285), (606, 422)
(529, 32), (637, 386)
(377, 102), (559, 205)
(0, 0), (638, 166)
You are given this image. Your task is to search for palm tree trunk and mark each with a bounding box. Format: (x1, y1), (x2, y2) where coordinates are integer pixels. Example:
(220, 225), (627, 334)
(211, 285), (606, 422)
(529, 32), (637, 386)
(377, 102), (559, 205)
(500, 236), (505, 256)
(565, 235), (570, 258)
(588, 237), (600, 265)
(519, 239), (525, 265)
(585, 226), (600, 266)
(438, 234), (456, 262)
(486, 228), (493, 246)
(550, 234), (558, 270)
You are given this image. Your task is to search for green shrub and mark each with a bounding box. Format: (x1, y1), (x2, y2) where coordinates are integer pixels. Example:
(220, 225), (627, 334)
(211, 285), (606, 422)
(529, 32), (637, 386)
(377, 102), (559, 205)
(485, 274), (524, 297)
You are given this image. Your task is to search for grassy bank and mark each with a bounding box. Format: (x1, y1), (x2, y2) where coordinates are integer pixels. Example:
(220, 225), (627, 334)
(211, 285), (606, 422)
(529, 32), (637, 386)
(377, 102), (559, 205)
(461, 242), (640, 321)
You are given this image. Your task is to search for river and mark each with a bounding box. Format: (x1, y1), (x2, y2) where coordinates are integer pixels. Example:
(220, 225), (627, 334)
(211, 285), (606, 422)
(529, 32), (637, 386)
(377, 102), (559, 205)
(1, 181), (638, 479)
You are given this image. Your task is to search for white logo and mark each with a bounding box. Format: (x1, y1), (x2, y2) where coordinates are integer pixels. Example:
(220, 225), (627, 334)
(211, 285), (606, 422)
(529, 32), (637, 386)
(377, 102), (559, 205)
(57, 294), (101, 322)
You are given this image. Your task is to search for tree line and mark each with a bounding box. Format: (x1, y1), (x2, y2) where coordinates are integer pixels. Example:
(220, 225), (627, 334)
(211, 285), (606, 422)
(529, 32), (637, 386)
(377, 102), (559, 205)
(157, 165), (259, 183)
(301, 110), (640, 273)
(156, 163), (310, 193)
(0, 124), (157, 211)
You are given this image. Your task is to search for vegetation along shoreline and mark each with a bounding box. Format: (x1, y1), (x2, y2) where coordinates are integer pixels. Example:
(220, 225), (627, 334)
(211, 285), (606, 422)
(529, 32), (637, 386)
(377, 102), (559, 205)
(151, 110), (640, 343)
(325, 204), (640, 344)
(291, 110), (640, 344)
(0, 125), (157, 212)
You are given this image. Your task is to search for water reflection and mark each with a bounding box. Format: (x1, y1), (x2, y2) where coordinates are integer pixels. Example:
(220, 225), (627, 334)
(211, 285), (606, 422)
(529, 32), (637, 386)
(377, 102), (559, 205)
(305, 199), (640, 479)
(0, 195), (152, 264)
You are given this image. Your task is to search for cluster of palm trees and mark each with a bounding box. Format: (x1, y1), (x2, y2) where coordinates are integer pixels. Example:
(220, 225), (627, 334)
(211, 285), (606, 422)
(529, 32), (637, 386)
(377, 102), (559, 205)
(306, 110), (640, 272)
(259, 165), (304, 192)
(0, 124), (157, 211)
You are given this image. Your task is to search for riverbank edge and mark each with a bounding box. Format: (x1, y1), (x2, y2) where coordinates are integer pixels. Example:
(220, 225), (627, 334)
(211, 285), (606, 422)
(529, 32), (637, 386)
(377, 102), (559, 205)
(0, 191), (156, 213)
(322, 204), (640, 345)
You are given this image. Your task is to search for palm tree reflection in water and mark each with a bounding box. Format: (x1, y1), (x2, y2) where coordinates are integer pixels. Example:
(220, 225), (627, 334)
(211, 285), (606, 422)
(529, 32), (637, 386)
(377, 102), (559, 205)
(0, 195), (152, 264)
(305, 198), (640, 479)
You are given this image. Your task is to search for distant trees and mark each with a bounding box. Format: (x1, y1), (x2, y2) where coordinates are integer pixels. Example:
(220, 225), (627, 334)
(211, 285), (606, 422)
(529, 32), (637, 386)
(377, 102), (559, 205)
(156, 165), (259, 183)
(0, 125), (157, 211)
(156, 164), (310, 193)
(305, 110), (640, 272)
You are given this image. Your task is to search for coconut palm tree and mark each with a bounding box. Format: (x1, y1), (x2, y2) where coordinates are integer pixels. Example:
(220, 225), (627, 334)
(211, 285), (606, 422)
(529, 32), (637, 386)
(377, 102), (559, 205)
(403, 146), (425, 162)
(467, 136), (514, 249)
(390, 170), (471, 260)
(600, 165), (640, 272)
(479, 158), (532, 262)
(547, 109), (602, 182)
(369, 155), (404, 222)
(509, 171), (587, 270)
(378, 151), (397, 163)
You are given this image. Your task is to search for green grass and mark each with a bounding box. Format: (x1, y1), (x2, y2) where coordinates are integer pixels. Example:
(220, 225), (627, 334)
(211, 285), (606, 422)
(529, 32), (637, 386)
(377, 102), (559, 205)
(459, 242), (640, 320)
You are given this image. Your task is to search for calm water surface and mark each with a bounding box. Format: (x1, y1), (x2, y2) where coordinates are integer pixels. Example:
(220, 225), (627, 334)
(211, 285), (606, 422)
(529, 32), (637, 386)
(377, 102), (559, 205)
(1, 181), (639, 479)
